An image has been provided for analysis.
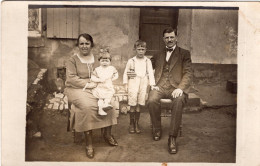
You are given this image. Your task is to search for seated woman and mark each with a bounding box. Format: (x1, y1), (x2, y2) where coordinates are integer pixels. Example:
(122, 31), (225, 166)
(64, 33), (118, 159)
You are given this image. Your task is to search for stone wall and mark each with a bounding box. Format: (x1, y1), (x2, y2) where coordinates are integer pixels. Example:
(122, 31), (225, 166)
(192, 63), (237, 85)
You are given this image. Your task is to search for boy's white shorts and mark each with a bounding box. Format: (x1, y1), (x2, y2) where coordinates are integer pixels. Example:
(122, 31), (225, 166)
(128, 76), (148, 106)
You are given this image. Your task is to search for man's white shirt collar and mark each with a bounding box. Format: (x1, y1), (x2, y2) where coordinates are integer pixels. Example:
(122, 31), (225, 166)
(166, 45), (176, 62)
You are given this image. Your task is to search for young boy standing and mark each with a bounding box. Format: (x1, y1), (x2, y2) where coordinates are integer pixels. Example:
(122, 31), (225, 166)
(123, 40), (159, 134)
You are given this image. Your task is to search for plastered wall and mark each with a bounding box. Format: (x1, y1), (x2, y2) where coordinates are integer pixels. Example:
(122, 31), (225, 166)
(28, 7), (237, 91)
(28, 8), (140, 89)
(178, 8), (238, 64)
(79, 8), (140, 79)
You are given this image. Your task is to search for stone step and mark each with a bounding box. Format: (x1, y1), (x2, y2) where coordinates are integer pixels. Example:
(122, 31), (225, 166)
(187, 93), (201, 107)
(226, 80), (237, 94)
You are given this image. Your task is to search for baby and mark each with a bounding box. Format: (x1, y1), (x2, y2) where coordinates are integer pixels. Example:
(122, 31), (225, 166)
(90, 49), (118, 116)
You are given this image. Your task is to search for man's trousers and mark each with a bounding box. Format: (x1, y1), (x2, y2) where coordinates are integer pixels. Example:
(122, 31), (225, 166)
(147, 86), (187, 137)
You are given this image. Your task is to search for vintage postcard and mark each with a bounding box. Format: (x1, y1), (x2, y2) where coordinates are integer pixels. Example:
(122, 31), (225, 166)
(1, 1), (260, 166)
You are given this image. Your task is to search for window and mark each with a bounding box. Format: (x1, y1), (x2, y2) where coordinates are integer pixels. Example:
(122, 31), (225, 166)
(28, 8), (42, 37)
(47, 8), (79, 39)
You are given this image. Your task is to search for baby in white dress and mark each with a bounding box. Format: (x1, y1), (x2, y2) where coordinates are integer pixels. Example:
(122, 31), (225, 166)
(90, 49), (118, 116)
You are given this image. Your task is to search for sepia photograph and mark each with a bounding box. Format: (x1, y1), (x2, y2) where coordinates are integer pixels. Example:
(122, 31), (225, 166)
(26, 5), (238, 162)
(1, 1), (260, 166)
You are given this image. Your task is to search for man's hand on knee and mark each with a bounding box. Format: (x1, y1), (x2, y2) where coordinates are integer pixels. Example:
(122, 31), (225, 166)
(171, 88), (183, 98)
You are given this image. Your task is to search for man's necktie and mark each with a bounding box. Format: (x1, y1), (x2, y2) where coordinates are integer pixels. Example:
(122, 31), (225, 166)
(166, 48), (173, 52)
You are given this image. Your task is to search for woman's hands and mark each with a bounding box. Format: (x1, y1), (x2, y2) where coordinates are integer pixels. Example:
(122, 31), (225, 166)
(82, 81), (97, 91)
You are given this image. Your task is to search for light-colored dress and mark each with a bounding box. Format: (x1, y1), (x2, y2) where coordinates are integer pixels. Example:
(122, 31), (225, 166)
(123, 56), (155, 106)
(91, 66), (118, 100)
(64, 54), (118, 132)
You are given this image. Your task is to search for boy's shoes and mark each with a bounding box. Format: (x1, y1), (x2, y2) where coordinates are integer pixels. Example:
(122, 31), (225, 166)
(129, 124), (135, 134)
(103, 104), (113, 111)
(129, 119), (135, 134)
(135, 121), (141, 134)
(98, 109), (107, 116)
(135, 124), (141, 134)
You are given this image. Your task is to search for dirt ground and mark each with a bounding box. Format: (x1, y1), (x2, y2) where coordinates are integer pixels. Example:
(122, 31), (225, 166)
(26, 104), (236, 163)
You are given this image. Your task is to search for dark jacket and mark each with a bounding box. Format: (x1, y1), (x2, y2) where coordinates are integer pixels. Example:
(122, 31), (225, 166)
(152, 46), (193, 94)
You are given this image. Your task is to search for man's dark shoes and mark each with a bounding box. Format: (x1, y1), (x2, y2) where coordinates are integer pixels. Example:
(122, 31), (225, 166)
(85, 147), (94, 159)
(104, 135), (118, 146)
(168, 136), (177, 154)
(153, 130), (161, 141)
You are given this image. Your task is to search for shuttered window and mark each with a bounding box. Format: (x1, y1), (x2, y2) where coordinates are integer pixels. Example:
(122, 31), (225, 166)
(47, 8), (79, 39)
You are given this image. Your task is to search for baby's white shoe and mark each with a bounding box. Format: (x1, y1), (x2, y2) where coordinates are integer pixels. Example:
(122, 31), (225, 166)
(98, 109), (107, 116)
(103, 104), (113, 111)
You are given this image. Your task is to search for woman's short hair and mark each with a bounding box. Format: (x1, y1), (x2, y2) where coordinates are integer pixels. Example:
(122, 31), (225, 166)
(76, 33), (94, 47)
(134, 40), (147, 49)
(163, 27), (178, 37)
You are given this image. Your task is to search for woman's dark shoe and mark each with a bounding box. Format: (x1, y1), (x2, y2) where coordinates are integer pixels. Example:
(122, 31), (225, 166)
(85, 147), (94, 159)
(104, 135), (118, 146)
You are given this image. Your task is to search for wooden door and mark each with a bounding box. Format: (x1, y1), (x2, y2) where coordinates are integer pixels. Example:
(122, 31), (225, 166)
(139, 8), (179, 57)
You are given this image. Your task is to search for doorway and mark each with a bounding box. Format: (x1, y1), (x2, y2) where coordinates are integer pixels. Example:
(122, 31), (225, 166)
(139, 8), (179, 57)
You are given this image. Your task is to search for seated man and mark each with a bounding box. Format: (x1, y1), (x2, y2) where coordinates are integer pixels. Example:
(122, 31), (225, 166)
(148, 27), (192, 154)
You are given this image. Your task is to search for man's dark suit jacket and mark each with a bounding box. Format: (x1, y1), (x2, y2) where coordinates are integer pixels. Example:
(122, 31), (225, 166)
(152, 46), (193, 94)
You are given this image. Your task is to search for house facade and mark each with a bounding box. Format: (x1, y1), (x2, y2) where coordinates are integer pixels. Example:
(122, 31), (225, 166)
(28, 6), (238, 90)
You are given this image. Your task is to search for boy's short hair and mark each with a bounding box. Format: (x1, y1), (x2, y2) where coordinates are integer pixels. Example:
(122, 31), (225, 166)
(134, 40), (147, 49)
(98, 48), (112, 61)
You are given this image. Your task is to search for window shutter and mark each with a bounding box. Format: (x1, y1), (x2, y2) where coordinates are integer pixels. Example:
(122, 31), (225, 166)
(47, 8), (79, 39)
